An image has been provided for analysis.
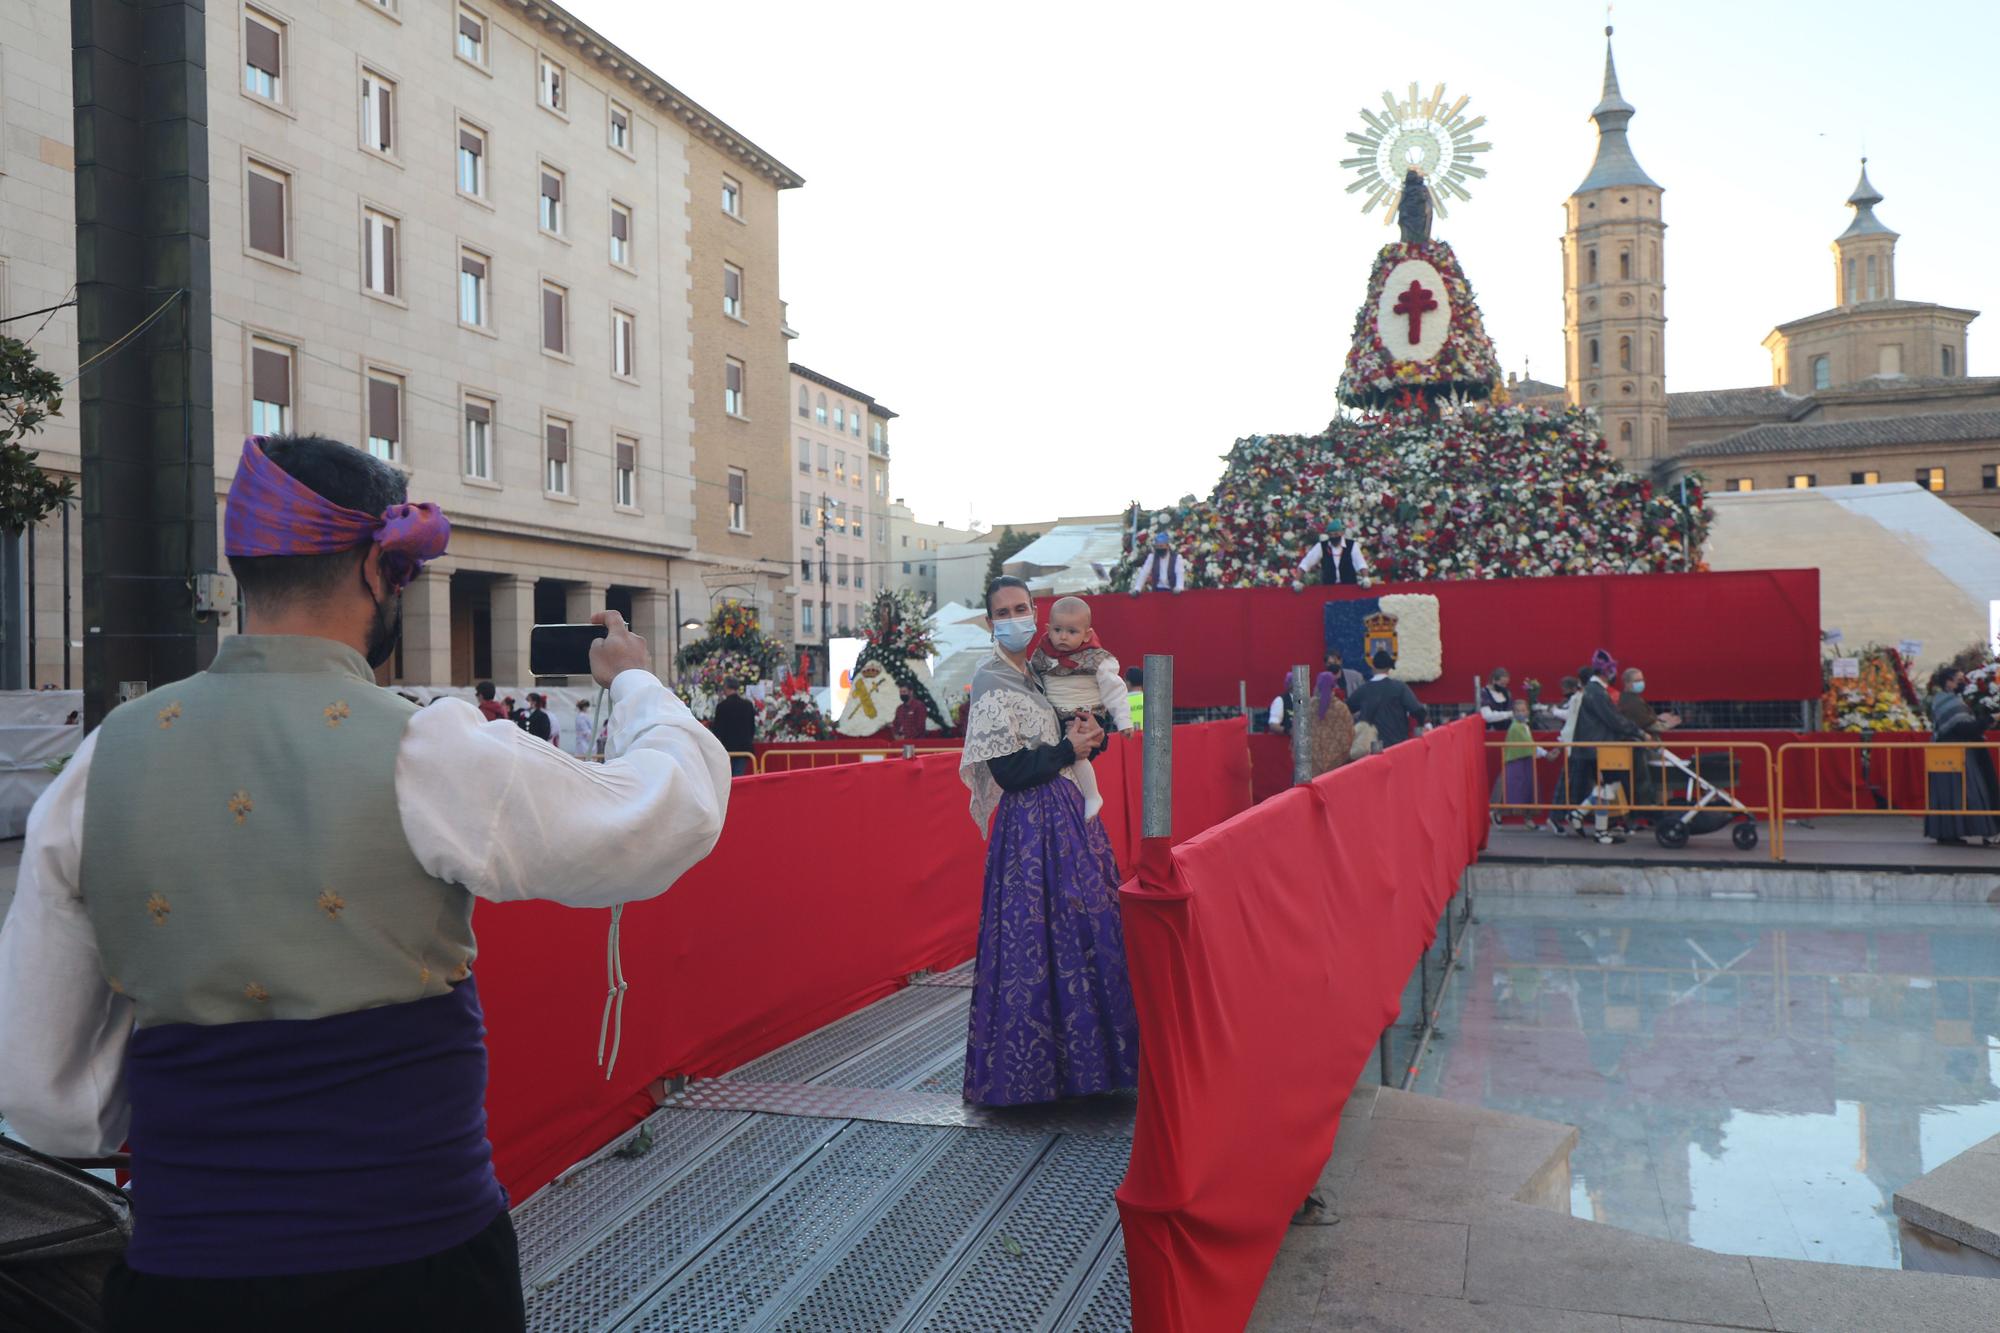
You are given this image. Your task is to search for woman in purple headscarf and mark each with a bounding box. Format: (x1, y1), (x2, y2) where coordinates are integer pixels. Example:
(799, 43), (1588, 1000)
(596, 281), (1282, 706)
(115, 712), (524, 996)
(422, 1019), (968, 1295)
(1307, 662), (1356, 778)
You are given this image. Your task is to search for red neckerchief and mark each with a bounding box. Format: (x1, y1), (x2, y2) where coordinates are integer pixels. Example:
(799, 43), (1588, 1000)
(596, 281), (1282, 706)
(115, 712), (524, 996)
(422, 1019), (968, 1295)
(1040, 627), (1103, 671)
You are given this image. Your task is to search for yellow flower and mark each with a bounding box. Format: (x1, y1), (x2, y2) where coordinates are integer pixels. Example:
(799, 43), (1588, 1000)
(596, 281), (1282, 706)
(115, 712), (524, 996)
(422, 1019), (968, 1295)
(156, 702), (182, 729)
(228, 791), (253, 824)
(244, 981), (269, 1003)
(324, 700), (351, 728)
(317, 889), (346, 921)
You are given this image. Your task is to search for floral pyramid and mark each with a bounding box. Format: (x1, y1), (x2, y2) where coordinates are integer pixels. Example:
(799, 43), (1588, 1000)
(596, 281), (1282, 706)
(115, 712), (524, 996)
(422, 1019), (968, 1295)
(673, 599), (784, 717)
(1337, 239), (1501, 409)
(1112, 404), (1711, 588)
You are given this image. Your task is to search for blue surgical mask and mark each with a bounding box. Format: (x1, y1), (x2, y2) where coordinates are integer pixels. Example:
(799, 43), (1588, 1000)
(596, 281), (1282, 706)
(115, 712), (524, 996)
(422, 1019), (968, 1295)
(993, 617), (1038, 653)
(1628, 680), (1645, 694)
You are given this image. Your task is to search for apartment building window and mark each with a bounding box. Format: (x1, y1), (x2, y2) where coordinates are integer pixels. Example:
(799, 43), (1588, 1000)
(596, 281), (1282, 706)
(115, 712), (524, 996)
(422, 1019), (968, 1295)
(1789, 475), (1814, 489)
(872, 419), (884, 448)
(837, 553), (849, 587)
(365, 372), (402, 462)
(459, 249), (489, 327)
(1811, 355), (1830, 390)
(611, 309), (636, 378)
(538, 55), (566, 113)
(816, 443), (829, 475)
(539, 167), (565, 235)
(902, 561), (912, 574)
(815, 393), (827, 425)
(1983, 464), (1997, 491)
(722, 176), (741, 218)
(463, 396), (493, 479)
(361, 69), (395, 156)
(725, 359), (745, 416)
(727, 468), (747, 531)
(615, 436), (637, 507)
(250, 341), (292, 435)
(838, 605), (850, 635)
(833, 405), (845, 433)
(456, 7), (487, 65)
(244, 10), (284, 103)
(608, 101), (631, 153)
(544, 416), (570, 494)
(1850, 470), (1880, 485)
(797, 437), (811, 474)
(362, 209), (399, 298)
(833, 450), (846, 485)
(609, 203), (632, 266)
(246, 161), (289, 260)
(801, 603), (813, 635)
(367, 0), (397, 13)
(541, 282), (568, 356)
(854, 562), (864, 592)
(457, 123), (486, 198)
(852, 514), (863, 544)
(797, 386), (810, 418)
(852, 412), (863, 439)
(1726, 479), (1752, 492)
(1918, 466), (1946, 493)
(722, 264), (742, 318)
(875, 517), (885, 547)
(873, 471), (884, 498)
(799, 491), (811, 527)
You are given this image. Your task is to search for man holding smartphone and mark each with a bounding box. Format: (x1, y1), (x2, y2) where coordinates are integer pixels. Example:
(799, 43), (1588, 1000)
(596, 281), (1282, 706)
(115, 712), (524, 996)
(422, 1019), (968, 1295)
(0, 434), (732, 1331)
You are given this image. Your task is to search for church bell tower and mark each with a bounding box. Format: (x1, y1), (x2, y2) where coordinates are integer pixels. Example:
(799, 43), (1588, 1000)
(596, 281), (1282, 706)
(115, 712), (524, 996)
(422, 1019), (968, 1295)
(1563, 26), (1667, 463)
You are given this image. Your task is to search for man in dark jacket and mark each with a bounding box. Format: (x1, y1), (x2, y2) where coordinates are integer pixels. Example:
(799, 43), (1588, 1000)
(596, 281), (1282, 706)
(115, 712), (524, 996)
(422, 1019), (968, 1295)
(712, 680), (759, 776)
(1347, 651), (1427, 749)
(1567, 667), (1647, 843)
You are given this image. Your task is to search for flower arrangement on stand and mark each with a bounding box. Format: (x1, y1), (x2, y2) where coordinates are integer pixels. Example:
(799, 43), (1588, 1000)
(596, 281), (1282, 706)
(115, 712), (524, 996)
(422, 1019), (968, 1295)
(1335, 239), (1502, 409)
(851, 587), (947, 729)
(1821, 644), (1927, 734)
(672, 599), (784, 720)
(1108, 404), (1711, 590)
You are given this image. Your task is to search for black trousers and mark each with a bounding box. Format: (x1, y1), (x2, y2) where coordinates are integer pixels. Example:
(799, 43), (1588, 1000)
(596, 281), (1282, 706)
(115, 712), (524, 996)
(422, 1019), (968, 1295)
(103, 1208), (525, 1333)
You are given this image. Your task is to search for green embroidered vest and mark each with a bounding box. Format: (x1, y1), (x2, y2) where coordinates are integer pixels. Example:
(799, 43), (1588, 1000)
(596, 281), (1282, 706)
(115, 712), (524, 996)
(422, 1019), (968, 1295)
(79, 636), (476, 1028)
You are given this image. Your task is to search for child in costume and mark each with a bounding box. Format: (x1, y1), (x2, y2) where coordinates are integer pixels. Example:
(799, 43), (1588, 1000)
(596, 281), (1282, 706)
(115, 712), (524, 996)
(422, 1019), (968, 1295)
(1030, 596), (1132, 736)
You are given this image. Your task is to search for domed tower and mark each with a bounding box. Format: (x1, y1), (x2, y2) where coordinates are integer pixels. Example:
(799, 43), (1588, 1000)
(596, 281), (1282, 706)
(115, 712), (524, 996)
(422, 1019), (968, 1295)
(1833, 158), (1897, 307)
(1562, 26), (1667, 463)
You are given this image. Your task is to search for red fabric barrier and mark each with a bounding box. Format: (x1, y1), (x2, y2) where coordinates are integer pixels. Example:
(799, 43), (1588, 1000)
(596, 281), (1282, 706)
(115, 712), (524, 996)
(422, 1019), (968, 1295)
(1083, 569), (1821, 708)
(1247, 733), (1292, 805)
(1115, 720), (1488, 1332)
(475, 721), (1254, 1202)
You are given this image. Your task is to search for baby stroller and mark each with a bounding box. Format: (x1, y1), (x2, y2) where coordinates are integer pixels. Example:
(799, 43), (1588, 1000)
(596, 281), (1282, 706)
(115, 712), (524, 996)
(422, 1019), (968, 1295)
(0, 1135), (131, 1332)
(1645, 746), (1761, 850)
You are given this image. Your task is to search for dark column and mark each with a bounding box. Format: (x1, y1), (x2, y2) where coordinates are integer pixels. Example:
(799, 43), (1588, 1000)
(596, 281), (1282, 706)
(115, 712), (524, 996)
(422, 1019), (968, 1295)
(72, 0), (214, 727)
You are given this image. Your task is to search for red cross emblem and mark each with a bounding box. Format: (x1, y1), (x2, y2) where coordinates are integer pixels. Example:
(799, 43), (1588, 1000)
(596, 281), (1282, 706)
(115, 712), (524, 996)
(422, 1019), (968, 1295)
(1391, 280), (1439, 343)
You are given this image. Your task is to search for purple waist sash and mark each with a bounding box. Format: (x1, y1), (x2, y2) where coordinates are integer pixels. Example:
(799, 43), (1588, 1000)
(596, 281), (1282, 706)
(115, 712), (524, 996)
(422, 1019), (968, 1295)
(123, 977), (505, 1277)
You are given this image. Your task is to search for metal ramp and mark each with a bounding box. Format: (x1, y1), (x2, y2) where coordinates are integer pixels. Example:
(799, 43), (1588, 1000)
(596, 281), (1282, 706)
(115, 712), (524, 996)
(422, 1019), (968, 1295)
(511, 979), (1135, 1332)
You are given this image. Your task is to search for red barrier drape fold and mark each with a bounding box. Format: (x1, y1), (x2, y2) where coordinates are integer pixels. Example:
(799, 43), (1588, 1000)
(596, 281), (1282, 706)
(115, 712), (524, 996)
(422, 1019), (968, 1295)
(1115, 719), (1487, 1332)
(476, 721), (1253, 1202)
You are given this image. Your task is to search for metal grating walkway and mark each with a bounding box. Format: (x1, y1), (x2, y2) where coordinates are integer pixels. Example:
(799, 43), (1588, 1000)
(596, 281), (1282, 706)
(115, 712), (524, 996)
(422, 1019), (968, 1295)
(511, 975), (1134, 1332)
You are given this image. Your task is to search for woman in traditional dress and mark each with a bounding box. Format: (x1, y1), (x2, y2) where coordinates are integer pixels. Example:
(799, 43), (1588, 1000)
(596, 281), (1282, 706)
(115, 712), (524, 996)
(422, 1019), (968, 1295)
(1925, 667), (1999, 846)
(1307, 666), (1355, 778)
(1478, 667), (1514, 822)
(958, 577), (1140, 1105)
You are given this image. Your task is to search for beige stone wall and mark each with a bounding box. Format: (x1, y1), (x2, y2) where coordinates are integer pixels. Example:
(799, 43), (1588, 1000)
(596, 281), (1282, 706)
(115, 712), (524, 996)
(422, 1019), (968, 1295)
(3, 2), (83, 687)
(686, 143), (792, 642)
(786, 371), (883, 646)
(1768, 308), (1973, 394)
(1563, 185), (1668, 462)
(1692, 437), (2000, 532)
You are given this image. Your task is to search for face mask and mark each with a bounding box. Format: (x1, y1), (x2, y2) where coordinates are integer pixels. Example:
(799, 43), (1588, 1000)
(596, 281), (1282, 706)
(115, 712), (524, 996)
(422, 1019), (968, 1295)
(993, 617), (1037, 653)
(1628, 680), (1645, 695)
(364, 590), (403, 670)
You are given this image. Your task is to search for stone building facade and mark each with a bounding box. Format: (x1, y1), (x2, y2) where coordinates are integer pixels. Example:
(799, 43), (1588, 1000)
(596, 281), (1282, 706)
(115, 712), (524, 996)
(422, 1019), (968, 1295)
(787, 363), (893, 661)
(887, 501), (978, 607)
(6, 0), (804, 689)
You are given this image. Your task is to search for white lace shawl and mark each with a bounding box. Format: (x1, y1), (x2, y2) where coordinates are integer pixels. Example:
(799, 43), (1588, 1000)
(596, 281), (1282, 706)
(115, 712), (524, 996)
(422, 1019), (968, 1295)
(959, 650), (1081, 836)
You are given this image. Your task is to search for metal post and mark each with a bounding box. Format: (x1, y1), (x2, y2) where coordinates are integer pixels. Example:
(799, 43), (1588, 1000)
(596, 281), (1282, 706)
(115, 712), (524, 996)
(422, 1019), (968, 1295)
(1378, 1026), (1392, 1086)
(25, 520), (36, 689)
(1238, 678), (1247, 720)
(61, 503), (72, 691)
(1141, 653), (1173, 839)
(1289, 664), (1311, 786)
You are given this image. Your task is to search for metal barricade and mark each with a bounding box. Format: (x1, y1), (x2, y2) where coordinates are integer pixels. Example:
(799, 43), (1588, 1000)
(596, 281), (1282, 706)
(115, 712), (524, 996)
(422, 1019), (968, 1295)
(1772, 739), (2000, 860)
(1484, 737), (1779, 861)
(757, 746), (962, 775)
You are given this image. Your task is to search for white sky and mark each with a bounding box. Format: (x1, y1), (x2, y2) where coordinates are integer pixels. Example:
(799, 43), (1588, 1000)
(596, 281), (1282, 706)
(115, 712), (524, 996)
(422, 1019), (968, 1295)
(568, 0), (2000, 529)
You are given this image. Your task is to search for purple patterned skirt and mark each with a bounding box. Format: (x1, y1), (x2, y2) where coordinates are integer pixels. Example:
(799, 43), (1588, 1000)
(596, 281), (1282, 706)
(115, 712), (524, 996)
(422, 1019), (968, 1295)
(964, 776), (1140, 1106)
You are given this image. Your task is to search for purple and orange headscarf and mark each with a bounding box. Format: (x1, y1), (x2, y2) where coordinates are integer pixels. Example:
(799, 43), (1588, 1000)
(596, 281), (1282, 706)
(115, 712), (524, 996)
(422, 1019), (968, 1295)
(224, 437), (450, 591)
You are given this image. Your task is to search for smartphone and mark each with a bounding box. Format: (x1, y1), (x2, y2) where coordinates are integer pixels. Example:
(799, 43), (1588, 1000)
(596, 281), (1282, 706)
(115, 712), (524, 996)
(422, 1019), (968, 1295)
(530, 623), (608, 677)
